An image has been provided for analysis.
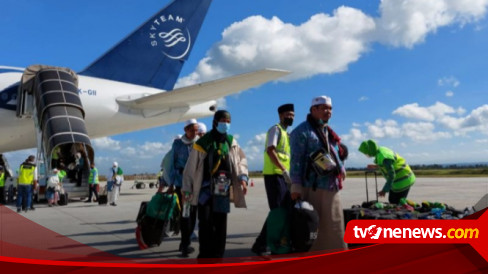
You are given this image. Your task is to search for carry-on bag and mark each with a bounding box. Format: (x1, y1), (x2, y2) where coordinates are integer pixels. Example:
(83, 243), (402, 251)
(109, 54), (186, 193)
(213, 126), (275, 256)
(290, 200), (319, 253)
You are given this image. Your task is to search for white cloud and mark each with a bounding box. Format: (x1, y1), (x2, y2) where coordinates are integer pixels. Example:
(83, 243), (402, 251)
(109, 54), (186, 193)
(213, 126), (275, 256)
(359, 96), (369, 102)
(402, 122), (452, 141)
(438, 76), (460, 87)
(459, 104), (488, 128)
(341, 127), (367, 148)
(374, 0), (488, 48)
(92, 137), (121, 151)
(177, 7), (376, 86)
(243, 133), (266, 170)
(393, 103), (435, 121)
(366, 119), (402, 139)
(446, 91), (454, 97)
(175, 0), (487, 97)
(393, 101), (458, 121)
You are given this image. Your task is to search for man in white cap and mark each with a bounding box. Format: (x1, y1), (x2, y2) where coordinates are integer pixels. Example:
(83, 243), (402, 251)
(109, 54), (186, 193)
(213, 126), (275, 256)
(46, 168), (60, 207)
(162, 119), (199, 256)
(289, 95), (348, 251)
(197, 122), (207, 137)
(108, 161), (124, 206)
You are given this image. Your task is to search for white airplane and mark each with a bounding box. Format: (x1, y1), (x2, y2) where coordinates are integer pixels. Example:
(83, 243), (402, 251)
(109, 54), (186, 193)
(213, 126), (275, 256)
(0, 0), (289, 198)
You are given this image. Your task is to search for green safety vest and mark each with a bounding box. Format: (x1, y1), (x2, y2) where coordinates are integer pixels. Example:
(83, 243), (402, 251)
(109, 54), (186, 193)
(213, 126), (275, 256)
(0, 172), (4, 187)
(58, 170), (66, 182)
(375, 147), (415, 192)
(18, 164), (35, 185)
(263, 124), (290, 175)
(89, 167), (99, 184)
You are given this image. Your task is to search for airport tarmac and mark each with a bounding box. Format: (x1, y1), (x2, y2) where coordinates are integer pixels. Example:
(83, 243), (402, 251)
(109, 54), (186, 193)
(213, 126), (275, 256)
(1, 176), (487, 262)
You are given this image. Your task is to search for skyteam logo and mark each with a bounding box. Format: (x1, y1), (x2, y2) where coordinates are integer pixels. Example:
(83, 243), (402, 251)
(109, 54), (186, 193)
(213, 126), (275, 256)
(149, 14), (191, 60)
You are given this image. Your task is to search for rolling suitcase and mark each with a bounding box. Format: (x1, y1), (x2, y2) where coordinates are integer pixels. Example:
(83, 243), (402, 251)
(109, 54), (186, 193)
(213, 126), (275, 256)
(136, 201), (148, 223)
(135, 193), (177, 249)
(98, 186), (108, 205)
(59, 192), (68, 206)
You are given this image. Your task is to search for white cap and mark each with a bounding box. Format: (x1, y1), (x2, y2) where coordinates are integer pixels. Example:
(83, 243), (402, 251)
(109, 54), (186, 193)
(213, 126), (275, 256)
(113, 161), (118, 167)
(197, 122), (207, 133)
(311, 96), (332, 107)
(185, 119), (198, 128)
(52, 168), (59, 173)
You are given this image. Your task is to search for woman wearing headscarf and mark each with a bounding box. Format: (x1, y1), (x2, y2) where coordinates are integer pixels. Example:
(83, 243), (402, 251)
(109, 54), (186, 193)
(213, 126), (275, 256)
(182, 110), (248, 259)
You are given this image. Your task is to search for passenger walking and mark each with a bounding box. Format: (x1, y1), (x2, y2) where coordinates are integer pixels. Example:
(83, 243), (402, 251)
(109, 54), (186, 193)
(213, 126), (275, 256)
(182, 110), (248, 259)
(358, 139), (415, 204)
(290, 96), (348, 251)
(85, 163), (100, 203)
(252, 103), (294, 255)
(108, 162), (123, 206)
(163, 119), (200, 257)
(16, 155), (38, 213)
(75, 152), (84, 187)
(46, 168), (61, 207)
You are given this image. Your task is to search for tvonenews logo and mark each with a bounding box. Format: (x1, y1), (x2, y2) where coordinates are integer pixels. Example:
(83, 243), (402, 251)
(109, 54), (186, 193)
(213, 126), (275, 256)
(353, 224), (479, 240)
(343, 215), (488, 261)
(148, 14), (191, 60)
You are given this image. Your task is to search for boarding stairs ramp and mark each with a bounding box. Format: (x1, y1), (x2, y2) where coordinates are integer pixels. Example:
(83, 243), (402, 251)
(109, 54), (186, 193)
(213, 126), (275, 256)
(18, 65), (94, 200)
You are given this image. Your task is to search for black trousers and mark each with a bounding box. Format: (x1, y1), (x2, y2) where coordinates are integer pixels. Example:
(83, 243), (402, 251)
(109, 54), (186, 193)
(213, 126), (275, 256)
(389, 187), (411, 204)
(76, 168), (83, 187)
(88, 184), (99, 201)
(0, 186), (4, 204)
(254, 174), (291, 249)
(197, 199), (227, 258)
(175, 186), (197, 250)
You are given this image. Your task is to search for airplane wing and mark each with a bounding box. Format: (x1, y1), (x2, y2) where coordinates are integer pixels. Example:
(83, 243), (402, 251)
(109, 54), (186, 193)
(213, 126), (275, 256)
(116, 69), (290, 109)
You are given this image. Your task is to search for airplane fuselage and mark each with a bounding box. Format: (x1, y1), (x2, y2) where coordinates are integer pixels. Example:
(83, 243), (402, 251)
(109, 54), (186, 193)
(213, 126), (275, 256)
(0, 67), (215, 152)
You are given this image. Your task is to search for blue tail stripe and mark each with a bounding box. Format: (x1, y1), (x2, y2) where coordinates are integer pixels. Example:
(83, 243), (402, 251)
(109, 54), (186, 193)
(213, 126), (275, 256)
(79, 0), (212, 91)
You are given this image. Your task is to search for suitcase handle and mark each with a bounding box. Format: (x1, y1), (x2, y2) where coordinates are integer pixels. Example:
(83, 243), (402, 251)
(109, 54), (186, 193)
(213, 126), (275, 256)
(364, 170), (378, 202)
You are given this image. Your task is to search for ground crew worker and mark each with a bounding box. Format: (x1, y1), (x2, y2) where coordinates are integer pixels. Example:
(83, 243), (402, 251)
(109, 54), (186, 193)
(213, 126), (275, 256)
(17, 155), (38, 213)
(86, 163), (99, 203)
(358, 139), (416, 204)
(0, 166), (5, 204)
(252, 103), (294, 255)
(163, 119), (200, 257)
(58, 163), (67, 183)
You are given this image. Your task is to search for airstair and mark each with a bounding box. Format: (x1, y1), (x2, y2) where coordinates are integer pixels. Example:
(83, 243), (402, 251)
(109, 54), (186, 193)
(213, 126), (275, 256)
(17, 65), (94, 200)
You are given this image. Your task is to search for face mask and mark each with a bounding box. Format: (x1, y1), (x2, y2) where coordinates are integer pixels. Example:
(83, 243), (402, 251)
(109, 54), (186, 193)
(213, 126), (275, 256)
(216, 122), (230, 134)
(283, 117), (294, 127)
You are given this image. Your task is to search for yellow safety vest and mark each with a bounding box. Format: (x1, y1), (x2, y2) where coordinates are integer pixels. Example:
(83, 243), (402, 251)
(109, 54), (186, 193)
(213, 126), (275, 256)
(263, 124), (290, 175)
(18, 164), (35, 185)
(0, 172), (4, 187)
(376, 147), (415, 192)
(88, 167), (99, 184)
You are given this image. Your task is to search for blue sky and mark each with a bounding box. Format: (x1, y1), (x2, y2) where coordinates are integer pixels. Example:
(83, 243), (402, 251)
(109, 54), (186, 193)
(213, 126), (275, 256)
(2, 0), (488, 174)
